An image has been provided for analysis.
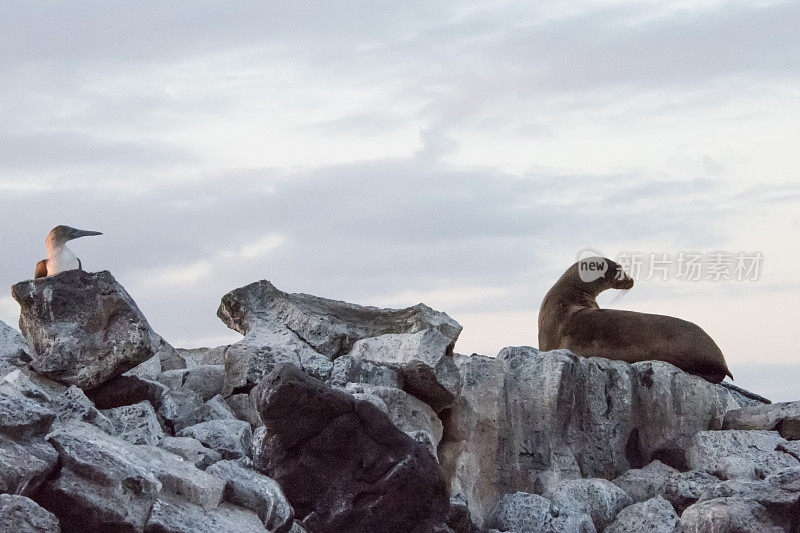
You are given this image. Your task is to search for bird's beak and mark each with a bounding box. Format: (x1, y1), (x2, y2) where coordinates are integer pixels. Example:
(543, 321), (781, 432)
(67, 228), (103, 241)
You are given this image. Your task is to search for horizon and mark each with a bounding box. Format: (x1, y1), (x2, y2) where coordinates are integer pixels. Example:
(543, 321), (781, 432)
(1, 0), (798, 401)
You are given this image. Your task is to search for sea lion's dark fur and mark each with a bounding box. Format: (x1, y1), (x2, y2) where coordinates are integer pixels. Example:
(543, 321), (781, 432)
(538, 257), (733, 383)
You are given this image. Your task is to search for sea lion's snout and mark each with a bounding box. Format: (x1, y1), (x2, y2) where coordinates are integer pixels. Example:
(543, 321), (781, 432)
(613, 272), (634, 290)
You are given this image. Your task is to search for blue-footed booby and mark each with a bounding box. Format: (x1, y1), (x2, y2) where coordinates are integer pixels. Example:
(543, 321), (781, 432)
(34, 225), (103, 279)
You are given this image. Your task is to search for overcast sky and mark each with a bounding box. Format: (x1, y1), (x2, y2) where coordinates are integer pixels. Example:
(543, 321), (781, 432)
(1, 0), (798, 400)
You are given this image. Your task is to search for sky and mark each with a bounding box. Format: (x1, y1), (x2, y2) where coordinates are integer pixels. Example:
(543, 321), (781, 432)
(1, 0), (798, 400)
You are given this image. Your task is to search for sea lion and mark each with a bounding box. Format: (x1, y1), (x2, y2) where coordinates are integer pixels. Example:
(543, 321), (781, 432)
(538, 256), (733, 383)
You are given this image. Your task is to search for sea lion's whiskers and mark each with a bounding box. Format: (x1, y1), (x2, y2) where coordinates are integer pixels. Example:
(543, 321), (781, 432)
(610, 289), (630, 306)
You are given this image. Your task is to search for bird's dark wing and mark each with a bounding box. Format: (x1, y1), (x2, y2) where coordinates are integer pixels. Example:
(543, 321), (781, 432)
(34, 259), (48, 279)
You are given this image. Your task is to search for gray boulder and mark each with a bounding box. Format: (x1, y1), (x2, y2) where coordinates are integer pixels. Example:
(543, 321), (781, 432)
(680, 497), (785, 532)
(328, 354), (402, 389)
(173, 394), (237, 432)
(86, 374), (168, 410)
(226, 393), (263, 428)
(603, 496), (680, 533)
(612, 460), (719, 513)
(687, 430), (799, 480)
(347, 328), (461, 412)
(217, 279), (460, 395)
(144, 497), (267, 533)
(723, 401), (800, 440)
(102, 400), (165, 445)
(181, 365), (225, 402)
(489, 491), (595, 533)
(544, 478), (631, 531)
(39, 421), (225, 532)
(52, 385), (117, 434)
(11, 270), (159, 389)
(253, 364), (450, 533)
(0, 494), (60, 533)
(159, 436), (222, 470)
(206, 460), (294, 531)
(177, 419), (253, 460)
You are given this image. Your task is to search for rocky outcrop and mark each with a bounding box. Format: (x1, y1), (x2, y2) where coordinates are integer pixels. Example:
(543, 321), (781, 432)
(11, 271), (159, 389)
(438, 346), (742, 526)
(253, 364), (450, 533)
(216, 280), (462, 407)
(2, 273), (796, 532)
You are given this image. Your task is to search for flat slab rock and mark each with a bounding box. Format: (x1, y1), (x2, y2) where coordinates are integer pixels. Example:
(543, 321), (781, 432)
(217, 279), (461, 395)
(11, 270), (159, 389)
(723, 400), (800, 440)
(253, 363), (450, 533)
(603, 496), (680, 533)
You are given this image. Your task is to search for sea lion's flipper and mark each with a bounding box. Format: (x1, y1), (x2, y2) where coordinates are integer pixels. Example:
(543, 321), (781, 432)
(34, 259), (48, 279)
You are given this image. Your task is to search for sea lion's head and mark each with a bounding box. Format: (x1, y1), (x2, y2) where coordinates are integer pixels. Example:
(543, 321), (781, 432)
(571, 256), (634, 294)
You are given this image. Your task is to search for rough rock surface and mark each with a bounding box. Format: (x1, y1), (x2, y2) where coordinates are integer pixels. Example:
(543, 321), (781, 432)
(102, 400), (165, 445)
(39, 421), (226, 531)
(489, 491), (595, 533)
(173, 394), (236, 433)
(723, 400), (800, 440)
(145, 497), (267, 533)
(687, 430), (799, 480)
(0, 319), (30, 376)
(681, 497), (786, 532)
(253, 364), (450, 533)
(603, 496), (680, 533)
(11, 270), (159, 389)
(217, 280), (461, 397)
(177, 419), (252, 460)
(159, 436), (222, 470)
(612, 460), (718, 513)
(0, 494), (60, 533)
(206, 460), (294, 531)
(544, 478), (631, 531)
(439, 347), (741, 526)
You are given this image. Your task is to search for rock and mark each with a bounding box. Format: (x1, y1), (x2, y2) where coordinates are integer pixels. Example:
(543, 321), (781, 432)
(145, 496), (267, 533)
(206, 460), (294, 531)
(11, 270), (159, 389)
(779, 440), (800, 462)
(347, 328), (461, 412)
(694, 474), (800, 530)
(159, 436), (222, 470)
(723, 401), (800, 440)
(174, 394), (237, 433)
(124, 353), (163, 381)
(342, 383), (443, 458)
(217, 279), (460, 395)
(0, 320), (30, 376)
(86, 375), (168, 410)
(182, 365), (225, 402)
(629, 360), (740, 470)
(0, 494), (61, 533)
(612, 460), (719, 513)
(102, 400), (165, 445)
(52, 385), (117, 434)
(489, 491), (595, 533)
(544, 478), (631, 531)
(157, 388), (204, 431)
(159, 368), (189, 390)
(0, 435), (59, 496)
(328, 354), (402, 388)
(253, 364), (450, 533)
(446, 494), (477, 533)
(680, 497), (786, 532)
(0, 383), (56, 439)
(603, 496), (680, 533)
(226, 393), (263, 428)
(177, 419), (253, 460)
(439, 348), (746, 527)
(0, 379), (60, 496)
(39, 421), (226, 531)
(687, 430), (799, 480)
